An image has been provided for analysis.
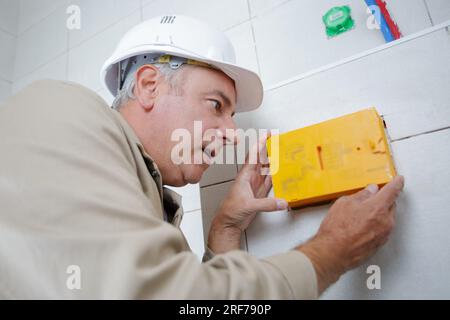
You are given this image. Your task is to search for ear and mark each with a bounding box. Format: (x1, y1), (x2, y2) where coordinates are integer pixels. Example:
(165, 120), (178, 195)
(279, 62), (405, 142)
(134, 65), (161, 111)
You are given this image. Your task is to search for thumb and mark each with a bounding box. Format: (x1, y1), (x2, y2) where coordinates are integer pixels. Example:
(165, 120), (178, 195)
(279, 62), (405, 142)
(352, 184), (379, 202)
(247, 198), (288, 213)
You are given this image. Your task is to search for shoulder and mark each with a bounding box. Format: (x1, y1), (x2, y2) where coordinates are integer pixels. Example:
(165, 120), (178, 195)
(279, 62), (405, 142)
(0, 80), (138, 154)
(17, 79), (111, 115)
(2, 79), (123, 133)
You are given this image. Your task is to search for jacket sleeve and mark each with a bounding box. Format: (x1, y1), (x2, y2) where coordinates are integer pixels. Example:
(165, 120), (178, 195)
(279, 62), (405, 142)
(0, 80), (318, 299)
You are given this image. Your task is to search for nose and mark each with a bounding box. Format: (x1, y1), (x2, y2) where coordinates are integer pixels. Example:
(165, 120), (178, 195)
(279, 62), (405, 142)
(218, 116), (238, 146)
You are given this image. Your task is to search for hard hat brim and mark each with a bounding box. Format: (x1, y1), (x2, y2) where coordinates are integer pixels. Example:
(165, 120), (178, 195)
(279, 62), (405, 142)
(101, 45), (263, 113)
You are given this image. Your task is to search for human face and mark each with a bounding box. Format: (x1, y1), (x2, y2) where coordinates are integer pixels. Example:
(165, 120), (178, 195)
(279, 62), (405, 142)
(136, 65), (237, 186)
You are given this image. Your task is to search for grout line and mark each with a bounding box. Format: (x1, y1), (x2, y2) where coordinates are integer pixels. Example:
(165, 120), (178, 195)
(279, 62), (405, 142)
(246, 0), (253, 18)
(223, 18), (252, 32)
(246, 0), (262, 76)
(68, 8), (141, 51)
(0, 25), (17, 37)
(391, 126), (450, 143)
(200, 179), (235, 189)
(0, 76), (12, 84)
(13, 51), (67, 83)
(14, 7), (141, 83)
(225, 0), (295, 33)
(423, 0), (435, 26)
(0, 27), (16, 84)
(220, 0), (266, 31)
(250, 0), (293, 19)
(65, 49), (69, 82)
(183, 209), (202, 214)
(65, 12), (70, 82)
(17, 1), (69, 36)
(265, 19), (450, 92)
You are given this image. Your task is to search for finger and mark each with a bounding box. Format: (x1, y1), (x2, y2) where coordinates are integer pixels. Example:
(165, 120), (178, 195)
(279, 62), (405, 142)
(245, 132), (269, 168)
(390, 202), (397, 212)
(255, 175), (272, 198)
(373, 176), (405, 208)
(253, 175), (271, 198)
(257, 132), (273, 171)
(263, 175), (272, 194)
(386, 203), (397, 226)
(352, 184), (379, 202)
(247, 198), (288, 213)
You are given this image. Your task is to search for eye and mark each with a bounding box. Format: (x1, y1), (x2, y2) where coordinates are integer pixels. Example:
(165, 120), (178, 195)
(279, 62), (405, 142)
(209, 99), (222, 112)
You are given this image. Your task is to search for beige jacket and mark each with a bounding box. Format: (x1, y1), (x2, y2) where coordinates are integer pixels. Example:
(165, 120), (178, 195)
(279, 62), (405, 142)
(0, 80), (317, 299)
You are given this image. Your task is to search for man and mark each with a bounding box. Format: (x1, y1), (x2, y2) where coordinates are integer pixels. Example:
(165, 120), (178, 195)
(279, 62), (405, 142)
(0, 15), (404, 299)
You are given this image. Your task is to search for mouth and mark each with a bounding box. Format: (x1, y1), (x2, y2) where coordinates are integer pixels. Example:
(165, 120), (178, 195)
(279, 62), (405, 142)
(202, 144), (217, 165)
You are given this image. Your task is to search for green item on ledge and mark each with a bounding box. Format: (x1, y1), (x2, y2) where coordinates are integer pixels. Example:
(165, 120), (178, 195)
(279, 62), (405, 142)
(322, 5), (355, 38)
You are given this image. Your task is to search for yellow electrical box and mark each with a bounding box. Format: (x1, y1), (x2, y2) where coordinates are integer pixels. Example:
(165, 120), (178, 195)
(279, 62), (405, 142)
(267, 108), (397, 208)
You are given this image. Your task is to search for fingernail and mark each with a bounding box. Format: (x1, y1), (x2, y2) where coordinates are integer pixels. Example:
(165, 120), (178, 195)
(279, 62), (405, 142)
(366, 184), (379, 194)
(276, 199), (288, 210)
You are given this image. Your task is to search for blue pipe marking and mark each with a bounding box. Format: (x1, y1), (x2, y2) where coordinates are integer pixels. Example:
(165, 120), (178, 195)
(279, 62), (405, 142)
(364, 0), (395, 42)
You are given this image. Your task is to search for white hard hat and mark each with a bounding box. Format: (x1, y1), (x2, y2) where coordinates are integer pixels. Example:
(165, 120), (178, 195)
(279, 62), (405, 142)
(100, 15), (263, 112)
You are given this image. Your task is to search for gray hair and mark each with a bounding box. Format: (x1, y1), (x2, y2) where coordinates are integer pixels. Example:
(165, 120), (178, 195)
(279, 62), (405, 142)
(111, 63), (184, 110)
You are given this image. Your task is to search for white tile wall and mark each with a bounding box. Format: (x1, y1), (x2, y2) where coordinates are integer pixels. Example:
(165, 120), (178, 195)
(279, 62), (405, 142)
(0, 0), (19, 35)
(200, 145), (238, 187)
(201, 181), (230, 243)
(0, 30), (15, 81)
(200, 181), (247, 251)
(68, 0), (141, 48)
(0, 0), (18, 101)
(17, 0), (68, 34)
(11, 53), (67, 94)
(141, 0), (155, 6)
(325, 128), (450, 299)
(252, 0), (380, 87)
(142, 0), (250, 31)
(0, 79), (11, 103)
(248, 0), (290, 17)
(245, 125), (450, 299)
(180, 209), (205, 261)
(245, 189), (328, 258)
(67, 11), (141, 92)
(168, 183), (201, 213)
(13, 5), (68, 81)
(242, 27), (450, 299)
(425, 0), (450, 25)
(225, 21), (259, 73)
(235, 29), (450, 142)
(252, 0), (433, 88)
(384, 0), (432, 36)
(95, 88), (114, 106)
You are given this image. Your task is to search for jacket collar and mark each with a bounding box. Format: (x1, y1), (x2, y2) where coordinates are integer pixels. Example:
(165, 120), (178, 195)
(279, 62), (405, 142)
(113, 110), (184, 226)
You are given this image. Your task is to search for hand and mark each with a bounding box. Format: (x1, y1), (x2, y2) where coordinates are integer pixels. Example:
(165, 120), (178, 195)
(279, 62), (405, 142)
(208, 133), (288, 254)
(298, 175), (405, 294)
